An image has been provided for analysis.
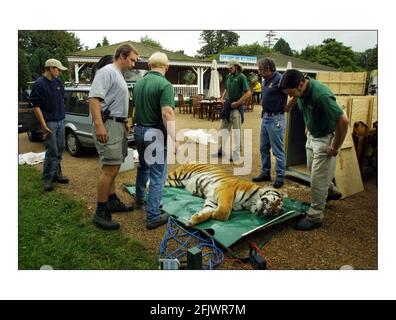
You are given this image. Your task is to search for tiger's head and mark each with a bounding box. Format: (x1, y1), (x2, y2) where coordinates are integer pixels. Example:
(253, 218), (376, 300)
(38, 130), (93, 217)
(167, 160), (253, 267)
(252, 189), (285, 218)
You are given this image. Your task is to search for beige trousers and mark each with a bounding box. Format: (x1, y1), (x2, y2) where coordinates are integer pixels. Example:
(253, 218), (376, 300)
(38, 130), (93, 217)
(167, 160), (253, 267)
(219, 110), (242, 159)
(306, 132), (338, 221)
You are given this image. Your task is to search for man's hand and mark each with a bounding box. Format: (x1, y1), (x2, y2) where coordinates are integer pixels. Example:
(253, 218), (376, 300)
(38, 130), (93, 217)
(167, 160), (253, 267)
(95, 123), (108, 143)
(326, 145), (339, 157)
(124, 121), (131, 134)
(42, 125), (52, 140)
(231, 101), (239, 109)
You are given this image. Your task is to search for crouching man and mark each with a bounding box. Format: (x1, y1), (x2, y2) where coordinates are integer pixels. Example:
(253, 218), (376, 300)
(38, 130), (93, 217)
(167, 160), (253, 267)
(280, 69), (349, 231)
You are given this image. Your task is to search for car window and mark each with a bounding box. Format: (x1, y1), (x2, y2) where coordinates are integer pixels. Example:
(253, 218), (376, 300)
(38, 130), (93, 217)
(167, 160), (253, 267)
(65, 91), (90, 116)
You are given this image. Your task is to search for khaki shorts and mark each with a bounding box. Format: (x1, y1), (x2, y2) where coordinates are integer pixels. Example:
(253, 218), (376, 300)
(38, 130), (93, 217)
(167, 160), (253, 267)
(93, 119), (127, 166)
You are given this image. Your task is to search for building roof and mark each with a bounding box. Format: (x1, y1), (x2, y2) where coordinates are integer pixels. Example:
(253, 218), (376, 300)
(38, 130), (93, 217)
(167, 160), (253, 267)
(68, 40), (201, 62)
(257, 52), (338, 72)
(67, 41), (338, 73)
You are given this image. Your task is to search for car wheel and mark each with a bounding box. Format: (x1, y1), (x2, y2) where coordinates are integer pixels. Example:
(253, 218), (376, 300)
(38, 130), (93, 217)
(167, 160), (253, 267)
(27, 130), (42, 142)
(66, 130), (83, 157)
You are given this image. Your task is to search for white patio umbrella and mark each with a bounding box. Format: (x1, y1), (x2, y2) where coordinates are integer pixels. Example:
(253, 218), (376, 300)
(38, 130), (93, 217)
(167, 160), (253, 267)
(208, 60), (221, 99)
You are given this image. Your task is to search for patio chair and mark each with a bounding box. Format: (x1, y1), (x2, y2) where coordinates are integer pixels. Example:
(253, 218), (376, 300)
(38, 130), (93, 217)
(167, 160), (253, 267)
(191, 95), (205, 118)
(177, 94), (189, 114)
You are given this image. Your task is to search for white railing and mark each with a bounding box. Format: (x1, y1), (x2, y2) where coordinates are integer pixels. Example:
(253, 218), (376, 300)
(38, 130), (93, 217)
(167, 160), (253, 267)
(173, 85), (199, 98)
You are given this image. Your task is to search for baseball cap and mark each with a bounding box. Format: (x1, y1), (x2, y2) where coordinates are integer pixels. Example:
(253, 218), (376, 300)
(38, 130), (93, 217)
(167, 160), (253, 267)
(227, 59), (243, 71)
(45, 59), (68, 71)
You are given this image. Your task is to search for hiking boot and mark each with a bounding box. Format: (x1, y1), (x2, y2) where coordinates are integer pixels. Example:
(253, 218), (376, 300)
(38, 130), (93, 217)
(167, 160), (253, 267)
(295, 216), (323, 231)
(43, 180), (53, 192)
(107, 195), (134, 213)
(326, 190), (343, 202)
(53, 175), (69, 184)
(272, 180), (284, 189)
(252, 174), (271, 182)
(93, 207), (120, 230)
(146, 213), (170, 230)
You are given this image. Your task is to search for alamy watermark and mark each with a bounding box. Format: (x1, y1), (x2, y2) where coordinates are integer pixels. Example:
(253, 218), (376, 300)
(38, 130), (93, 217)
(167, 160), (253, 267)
(138, 121), (253, 175)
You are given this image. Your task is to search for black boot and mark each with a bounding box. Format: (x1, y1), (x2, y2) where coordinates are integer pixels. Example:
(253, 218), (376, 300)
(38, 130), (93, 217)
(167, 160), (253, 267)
(93, 207), (120, 230)
(53, 175), (69, 184)
(107, 194), (134, 213)
(252, 173), (271, 182)
(43, 180), (53, 192)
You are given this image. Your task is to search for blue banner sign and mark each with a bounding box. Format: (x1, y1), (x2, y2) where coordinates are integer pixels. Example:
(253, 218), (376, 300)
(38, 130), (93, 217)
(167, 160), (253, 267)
(219, 54), (257, 64)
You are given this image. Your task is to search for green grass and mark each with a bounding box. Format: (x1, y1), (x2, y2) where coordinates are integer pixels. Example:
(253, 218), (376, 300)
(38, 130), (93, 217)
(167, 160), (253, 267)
(18, 165), (157, 270)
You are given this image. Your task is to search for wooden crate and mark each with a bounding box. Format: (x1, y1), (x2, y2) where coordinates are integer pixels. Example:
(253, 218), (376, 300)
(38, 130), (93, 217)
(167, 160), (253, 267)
(350, 96), (376, 128)
(317, 72), (367, 95)
(371, 96), (378, 126)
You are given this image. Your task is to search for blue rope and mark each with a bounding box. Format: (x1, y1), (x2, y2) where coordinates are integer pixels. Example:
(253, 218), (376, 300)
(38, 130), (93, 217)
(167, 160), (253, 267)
(159, 216), (224, 269)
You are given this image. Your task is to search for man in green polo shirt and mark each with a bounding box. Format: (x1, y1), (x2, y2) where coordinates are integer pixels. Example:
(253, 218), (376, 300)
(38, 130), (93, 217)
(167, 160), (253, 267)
(214, 60), (251, 162)
(133, 52), (178, 230)
(280, 69), (349, 231)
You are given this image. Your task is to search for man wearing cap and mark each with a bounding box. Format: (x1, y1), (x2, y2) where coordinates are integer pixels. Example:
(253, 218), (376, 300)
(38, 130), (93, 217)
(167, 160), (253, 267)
(280, 69), (348, 231)
(252, 58), (296, 188)
(89, 44), (139, 230)
(29, 58), (69, 192)
(214, 60), (251, 162)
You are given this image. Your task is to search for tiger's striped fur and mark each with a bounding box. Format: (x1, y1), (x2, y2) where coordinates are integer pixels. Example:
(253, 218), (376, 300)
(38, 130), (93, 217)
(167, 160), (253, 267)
(166, 164), (285, 226)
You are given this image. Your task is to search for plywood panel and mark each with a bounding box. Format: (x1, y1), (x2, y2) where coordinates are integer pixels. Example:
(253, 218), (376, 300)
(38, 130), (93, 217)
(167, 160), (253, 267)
(350, 96), (372, 126)
(335, 147), (364, 198)
(371, 96), (378, 127)
(317, 72), (367, 95)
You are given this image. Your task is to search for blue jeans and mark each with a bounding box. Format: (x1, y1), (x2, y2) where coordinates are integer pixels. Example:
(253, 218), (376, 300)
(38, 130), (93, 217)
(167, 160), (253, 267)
(260, 113), (286, 181)
(43, 120), (65, 181)
(134, 125), (167, 223)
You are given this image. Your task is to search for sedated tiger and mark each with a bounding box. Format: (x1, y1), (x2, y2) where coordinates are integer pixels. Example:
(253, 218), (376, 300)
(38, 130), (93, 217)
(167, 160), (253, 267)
(166, 164), (285, 226)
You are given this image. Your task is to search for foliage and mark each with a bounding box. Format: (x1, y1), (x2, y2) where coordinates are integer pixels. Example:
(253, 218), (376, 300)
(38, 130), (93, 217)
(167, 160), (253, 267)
(315, 38), (359, 71)
(140, 35), (163, 49)
(18, 31), (82, 81)
(18, 48), (31, 91)
(220, 42), (272, 57)
(273, 38), (293, 56)
(197, 30), (239, 57)
(297, 38), (366, 71)
(102, 36), (110, 46)
(183, 70), (197, 85)
(18, 165), (156, 270)
(263, 30), (278, 48)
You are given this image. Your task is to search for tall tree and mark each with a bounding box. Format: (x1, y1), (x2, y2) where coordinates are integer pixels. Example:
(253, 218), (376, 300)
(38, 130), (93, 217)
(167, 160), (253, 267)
(273, 38), (293, 56)
(315, 38), (359, 71)
(198, 30), (239, 57)
(102, 36), (110, 46)
(140, 35), (163, 49)
(263, 30), (278, 48)
(18, 31), (82, 81)
(220, 42), (272, 57)
(367, 45), (378, 71)
(298, 45), (320, 62)
(96, 43), (102, 48)
(29, 48), (52, 80)
(18, 48), (31, 91)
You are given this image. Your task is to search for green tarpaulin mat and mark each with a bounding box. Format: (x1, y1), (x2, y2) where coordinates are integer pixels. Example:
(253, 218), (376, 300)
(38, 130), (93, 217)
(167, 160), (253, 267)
(124, 185), (309, 248)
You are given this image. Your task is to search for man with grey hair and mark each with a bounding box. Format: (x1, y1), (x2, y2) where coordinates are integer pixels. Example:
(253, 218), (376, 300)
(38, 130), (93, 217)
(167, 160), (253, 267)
(133, 52), (178, 230)
(252, 58), (295, 188)
(89, 44), (139, 230)
(213, 60), (251, 162)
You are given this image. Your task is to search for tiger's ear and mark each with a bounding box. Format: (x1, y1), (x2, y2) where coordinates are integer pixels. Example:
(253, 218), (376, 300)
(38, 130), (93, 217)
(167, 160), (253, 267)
(280, 192), (288, 198)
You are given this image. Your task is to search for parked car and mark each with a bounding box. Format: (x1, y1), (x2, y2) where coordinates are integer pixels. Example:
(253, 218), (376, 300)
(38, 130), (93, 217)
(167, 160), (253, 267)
(19, 84), (135, 157)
